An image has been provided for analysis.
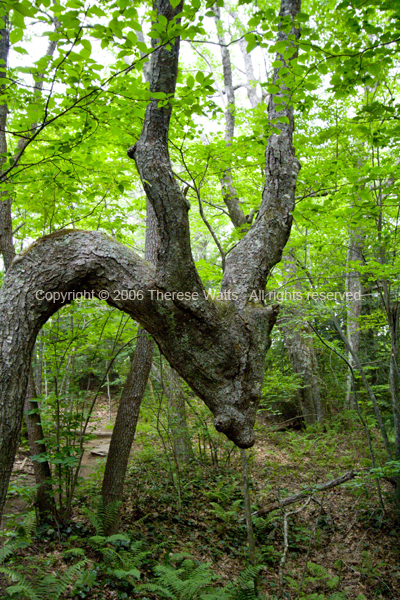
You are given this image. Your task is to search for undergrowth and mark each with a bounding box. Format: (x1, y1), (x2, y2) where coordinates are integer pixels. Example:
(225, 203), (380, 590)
(1, 423), (400, 599)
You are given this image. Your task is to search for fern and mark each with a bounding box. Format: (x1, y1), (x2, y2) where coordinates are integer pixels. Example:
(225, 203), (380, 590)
(137, 558), (266, 600)
(0, 543), (16, 564)
(137, 558), (220, 600)
(0, 512), (36, 565)
(15, 511), (36, 542)
(235, 564), (263, 590)
(0, 567), (41, 600)
(84, 497), (121, 536)
(73, 567), (97, 594)
(217, 564), (263, 600)
(0, 560), (88, 600)
(137, 581), (176, 598)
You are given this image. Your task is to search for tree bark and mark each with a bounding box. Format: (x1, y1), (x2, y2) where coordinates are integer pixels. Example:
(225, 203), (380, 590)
(24, 375), (56, 522)
(101, 200), (158, 525)
(239, 37), (261, 109)
(0, 21), (14, 270)
(345, 231), (364, 409)
(380, 283), (400, 461)
(283, 318), (324, 424)
(0, 0), (301, 525)
(153, 363), (194, 465)
(219, 25), (321, 422)
(0, 16), (57, 524)
(221, 0), (301, 305)
(101, 28), (160, 530)
(280, 257), (324, 424)
(213, 5), (248, 229)
(101, 329), (154, 513)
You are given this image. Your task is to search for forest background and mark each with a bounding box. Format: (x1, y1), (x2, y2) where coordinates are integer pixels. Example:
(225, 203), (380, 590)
(1, 0), (400, 598)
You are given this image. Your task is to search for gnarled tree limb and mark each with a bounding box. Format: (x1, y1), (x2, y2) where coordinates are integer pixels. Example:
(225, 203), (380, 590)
(0, 0), (301, 525)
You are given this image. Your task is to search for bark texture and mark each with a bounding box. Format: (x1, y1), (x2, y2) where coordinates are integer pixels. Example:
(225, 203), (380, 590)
(101, 200), (158, 517)
(101, 329), (154, 510)
(0, 22), (14, 270)
(0, 0), (301, 525)
(213, 5), (248, 229)
(0, 229), (278, 521)
(283, 319), (324, 424)
(280, 257), (324, 424)
(160, 365), (194, 465)
(215, 25), (317, 424)
(345, 231), (364, 408)
(24, 375), (56, 521)
(0, 16), (58, 524)
(221, 0), (301, 304)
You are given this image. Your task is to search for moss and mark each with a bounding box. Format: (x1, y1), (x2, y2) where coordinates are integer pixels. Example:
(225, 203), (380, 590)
(39, 229), (91, 243)
(16, 229), (92, 259)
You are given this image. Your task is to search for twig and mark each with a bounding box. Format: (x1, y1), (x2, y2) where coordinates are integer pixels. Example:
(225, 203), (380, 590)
(296, 497), (325, 599)
(249, 470), (360, 518)
(278, 496), (312, 598)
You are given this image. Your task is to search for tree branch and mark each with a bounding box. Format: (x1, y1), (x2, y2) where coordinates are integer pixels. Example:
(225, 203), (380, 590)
(222, 0), (301, 307)
(250, 470), (360, 518)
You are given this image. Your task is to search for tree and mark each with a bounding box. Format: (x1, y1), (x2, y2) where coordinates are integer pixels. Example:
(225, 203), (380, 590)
(0, 11), (59, 523)
(0, 0), (301, 525)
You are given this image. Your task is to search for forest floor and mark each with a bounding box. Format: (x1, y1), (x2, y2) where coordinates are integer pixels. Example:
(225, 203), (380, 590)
(1, 403), (400, 600)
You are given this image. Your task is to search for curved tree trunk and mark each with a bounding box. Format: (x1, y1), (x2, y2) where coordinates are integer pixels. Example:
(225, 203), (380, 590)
(0, 15), (59, 525)
(0, 228), (277, 523)
(0, 0), (301, 526)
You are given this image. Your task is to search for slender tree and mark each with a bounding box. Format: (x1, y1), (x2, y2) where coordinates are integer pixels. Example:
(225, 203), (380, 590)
(101, 200), (158, 523)
(0, 13), (59, 523)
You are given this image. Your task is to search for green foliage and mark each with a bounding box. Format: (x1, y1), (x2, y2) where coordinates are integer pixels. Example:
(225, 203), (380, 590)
(137, 554), (264, 600)
(0, 560), (88, 600)
(2, 0), (400, 596)
(84, 497), (122, 537)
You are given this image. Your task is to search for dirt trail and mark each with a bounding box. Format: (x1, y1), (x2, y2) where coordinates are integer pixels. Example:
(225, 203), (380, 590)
(1, 430), (113, 528)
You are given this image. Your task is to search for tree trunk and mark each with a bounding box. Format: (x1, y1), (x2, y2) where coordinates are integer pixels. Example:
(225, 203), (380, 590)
(0, 23), (14, 271)
(154, 363), (194, 465)
(345, 231), (364, 409)
(0, 15), (59, 525)
(36, 332), (44, 396)
(213, 5), (248, 230)
(101, 199), (158, 529)
(101, 329), (154, 518)
(166, 368), (194, 465)
(0, 0), (301, 526)
(239, 37), (261, 109)
(283, 319), (324, 425)
(280, 256), (324, 424)
(24, 375), (56, 523)
(382, 289), (400, 461)
(332, 314), (393, 461)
